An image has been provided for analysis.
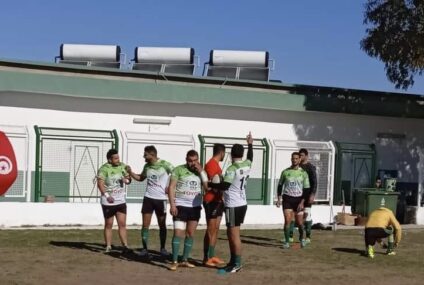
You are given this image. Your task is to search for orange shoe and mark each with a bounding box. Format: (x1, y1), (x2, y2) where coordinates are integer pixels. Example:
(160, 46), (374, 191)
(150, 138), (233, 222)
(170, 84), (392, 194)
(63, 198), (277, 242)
(211, 256), (226, 265)
(204, 258), (217, 267)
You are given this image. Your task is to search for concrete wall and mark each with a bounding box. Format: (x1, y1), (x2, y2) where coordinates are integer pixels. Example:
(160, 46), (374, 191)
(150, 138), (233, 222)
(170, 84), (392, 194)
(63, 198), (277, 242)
(0, 202), (344, 228)
(0, 102), (423, 225)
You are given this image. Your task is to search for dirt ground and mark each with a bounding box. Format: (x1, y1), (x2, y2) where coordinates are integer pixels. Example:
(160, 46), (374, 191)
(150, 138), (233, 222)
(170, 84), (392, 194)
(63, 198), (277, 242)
(1, 228), (423, 285)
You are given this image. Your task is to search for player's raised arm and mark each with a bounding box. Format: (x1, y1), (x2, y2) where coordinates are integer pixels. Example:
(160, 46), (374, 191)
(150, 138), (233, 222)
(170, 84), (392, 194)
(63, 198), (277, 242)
(246, 132), (253, 162)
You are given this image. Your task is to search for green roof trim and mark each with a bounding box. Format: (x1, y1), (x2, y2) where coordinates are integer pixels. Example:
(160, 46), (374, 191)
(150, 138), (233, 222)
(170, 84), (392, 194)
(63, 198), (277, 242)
(0, 59), (423, 118)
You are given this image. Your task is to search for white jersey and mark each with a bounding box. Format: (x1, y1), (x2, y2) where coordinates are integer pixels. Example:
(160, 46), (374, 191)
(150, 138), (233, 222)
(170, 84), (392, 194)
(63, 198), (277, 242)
(223, 160), (252, 207)
(142, 159), (173, 200)
(97, 162), (128, 206)
(171, 164), (203, 207)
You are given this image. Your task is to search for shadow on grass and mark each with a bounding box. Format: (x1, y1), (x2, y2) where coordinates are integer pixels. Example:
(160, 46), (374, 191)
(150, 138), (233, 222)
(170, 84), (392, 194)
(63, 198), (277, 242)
(49, 241), (171, 269)
(332, 247), (366, 256)
(218, 235), (280, 248)
(240, 235), (280, 243)
(219, 235), (280, 248)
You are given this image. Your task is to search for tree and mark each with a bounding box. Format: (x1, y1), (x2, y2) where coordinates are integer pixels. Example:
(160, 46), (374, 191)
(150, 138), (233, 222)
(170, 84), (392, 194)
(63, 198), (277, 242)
(361, 0), (424, 90)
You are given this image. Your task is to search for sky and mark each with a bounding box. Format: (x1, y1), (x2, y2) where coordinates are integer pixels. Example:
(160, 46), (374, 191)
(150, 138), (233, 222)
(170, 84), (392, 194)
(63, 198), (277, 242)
(0, 0), (423, 95)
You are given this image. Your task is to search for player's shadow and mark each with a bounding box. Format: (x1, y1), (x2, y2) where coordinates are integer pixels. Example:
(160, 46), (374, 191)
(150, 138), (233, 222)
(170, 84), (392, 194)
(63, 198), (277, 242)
(332, 247), (366, 256)
(226, 235), (281, 248)
(240, 235), (280, 243)
(49, 241), (171, 269)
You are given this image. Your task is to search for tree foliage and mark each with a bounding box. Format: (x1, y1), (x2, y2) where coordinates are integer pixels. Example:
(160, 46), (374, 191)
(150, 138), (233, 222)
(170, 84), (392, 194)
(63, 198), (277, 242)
(361, 0), (424, 90)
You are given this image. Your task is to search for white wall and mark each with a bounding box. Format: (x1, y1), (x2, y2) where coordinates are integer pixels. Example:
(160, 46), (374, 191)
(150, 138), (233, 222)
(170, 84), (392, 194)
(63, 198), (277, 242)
(0, 202), (344, 228)
(0, 104), (423, 225)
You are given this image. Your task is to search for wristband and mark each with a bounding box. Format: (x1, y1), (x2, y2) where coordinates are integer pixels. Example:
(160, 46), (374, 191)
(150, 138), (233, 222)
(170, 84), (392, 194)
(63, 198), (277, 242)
(104, 192), (110, 198)
(200, 170), (208, 183)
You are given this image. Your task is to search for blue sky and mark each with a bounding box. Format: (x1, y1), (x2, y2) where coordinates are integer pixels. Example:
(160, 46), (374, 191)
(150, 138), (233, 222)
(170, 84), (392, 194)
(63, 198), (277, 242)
(1, 0), (423, 94)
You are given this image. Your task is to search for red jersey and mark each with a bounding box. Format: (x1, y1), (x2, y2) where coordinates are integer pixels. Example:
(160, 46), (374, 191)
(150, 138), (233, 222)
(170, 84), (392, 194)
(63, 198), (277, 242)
(203, 158), (223, 203)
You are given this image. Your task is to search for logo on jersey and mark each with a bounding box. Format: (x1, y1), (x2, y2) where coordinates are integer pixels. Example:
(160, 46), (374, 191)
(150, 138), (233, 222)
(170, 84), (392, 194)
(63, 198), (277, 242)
(150, 174), (158, 181)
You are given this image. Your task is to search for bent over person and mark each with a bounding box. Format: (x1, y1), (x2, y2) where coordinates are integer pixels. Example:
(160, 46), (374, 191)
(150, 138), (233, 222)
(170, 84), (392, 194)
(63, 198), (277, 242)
(126, 145), (173, 257)
(97, 149), (132, 254)
(168, 150), (209, 271)
(365, 206), (401, 258)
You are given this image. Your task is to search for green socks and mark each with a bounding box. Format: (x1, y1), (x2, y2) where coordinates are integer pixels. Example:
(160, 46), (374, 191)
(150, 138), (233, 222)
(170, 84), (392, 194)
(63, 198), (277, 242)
(207, 245), (215, 259)
(234, 255), (242, 266)
(289, 221), (295, 238)
(284, 226), (290, 243)
(305, 221), (312, 238)
(172, 236), (181, 262)
(298, 224), (305, 241)
(182, 237), (194, 261)
(141, 228), (149, 249)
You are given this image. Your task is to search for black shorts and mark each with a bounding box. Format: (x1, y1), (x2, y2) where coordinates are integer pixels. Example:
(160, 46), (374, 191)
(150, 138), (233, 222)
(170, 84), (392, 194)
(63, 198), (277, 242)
(303, 190), (313, 208)
(173, 206), (202, 222)
(365, 227), (394, 246)
(203, 201), (224, 220)
(142, 196), (167, 216)
(225, 205), (247, 227)
(102, 203), (127, 219)
(282, 195), (303, 212)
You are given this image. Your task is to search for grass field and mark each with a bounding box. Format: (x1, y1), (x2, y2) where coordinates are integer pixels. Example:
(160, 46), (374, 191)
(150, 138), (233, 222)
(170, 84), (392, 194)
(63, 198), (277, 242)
(1, 228), (423, 285)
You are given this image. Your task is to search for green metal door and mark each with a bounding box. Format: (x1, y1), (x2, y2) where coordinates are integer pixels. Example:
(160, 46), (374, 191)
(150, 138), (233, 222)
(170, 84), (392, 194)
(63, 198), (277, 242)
(334, 142), (376, 205)
(353, 155), (373, 189)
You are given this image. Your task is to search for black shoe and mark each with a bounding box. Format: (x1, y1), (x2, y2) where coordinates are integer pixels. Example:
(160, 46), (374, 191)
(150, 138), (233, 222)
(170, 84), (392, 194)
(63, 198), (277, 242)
(225, 264), (242, 273)
(121, 246), (132, 254)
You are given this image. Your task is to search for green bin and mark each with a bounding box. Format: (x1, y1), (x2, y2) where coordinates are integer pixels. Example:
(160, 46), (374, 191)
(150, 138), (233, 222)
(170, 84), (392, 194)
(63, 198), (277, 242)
(352, 189), (399, 216)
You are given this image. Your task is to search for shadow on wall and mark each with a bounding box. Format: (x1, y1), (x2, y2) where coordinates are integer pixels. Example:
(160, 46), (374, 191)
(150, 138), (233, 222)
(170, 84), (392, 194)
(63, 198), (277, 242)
(291, 88), (423, 205)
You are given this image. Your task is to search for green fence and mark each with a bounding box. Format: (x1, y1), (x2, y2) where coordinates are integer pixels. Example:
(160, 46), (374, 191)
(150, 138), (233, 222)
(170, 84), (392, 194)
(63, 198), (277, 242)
(34, 126), (118, 202)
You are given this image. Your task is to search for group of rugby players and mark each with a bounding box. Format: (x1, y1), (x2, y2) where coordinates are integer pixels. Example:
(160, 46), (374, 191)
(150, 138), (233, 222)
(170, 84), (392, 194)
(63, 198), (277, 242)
(96, 133), (322, 273)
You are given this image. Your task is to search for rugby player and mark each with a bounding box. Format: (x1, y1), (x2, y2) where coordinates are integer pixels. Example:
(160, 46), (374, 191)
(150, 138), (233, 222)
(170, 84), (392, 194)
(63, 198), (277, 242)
(276, 152), (310, 249)
(210, 132), (254, 273)
(97, 149), (132, 254)
(168, 150), (209, 271)
(365, 206), (401, 258)
(127, 145), (173, 256)
(203, 143), (226, 267)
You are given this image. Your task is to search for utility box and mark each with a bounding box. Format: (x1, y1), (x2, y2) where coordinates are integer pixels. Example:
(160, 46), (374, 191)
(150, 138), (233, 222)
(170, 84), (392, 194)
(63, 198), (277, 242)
(352, 189), (399, 217)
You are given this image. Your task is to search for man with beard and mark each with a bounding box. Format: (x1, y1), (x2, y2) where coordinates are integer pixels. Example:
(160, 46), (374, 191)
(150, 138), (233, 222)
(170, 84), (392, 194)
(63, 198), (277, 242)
(168, 150), (209, 271)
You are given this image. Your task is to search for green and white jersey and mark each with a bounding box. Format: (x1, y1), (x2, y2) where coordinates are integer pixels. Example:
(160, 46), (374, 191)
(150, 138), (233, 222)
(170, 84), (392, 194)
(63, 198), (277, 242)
(142, 159), (173, 200)
(278, 167), (310, 197)
(171, 164), (202, 207)
(97, 162), (128, 206)
(223, 159), (252, 207)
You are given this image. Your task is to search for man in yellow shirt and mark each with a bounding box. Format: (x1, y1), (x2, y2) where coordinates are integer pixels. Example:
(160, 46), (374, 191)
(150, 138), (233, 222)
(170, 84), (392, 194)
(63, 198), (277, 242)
(365, 206), (402, 258)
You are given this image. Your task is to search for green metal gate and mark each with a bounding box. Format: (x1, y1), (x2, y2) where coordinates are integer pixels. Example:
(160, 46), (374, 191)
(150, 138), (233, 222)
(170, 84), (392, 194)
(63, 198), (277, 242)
(34, 126), (118, 202)
(198, 135), (269, 205)
(334, 142), (376, 205)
